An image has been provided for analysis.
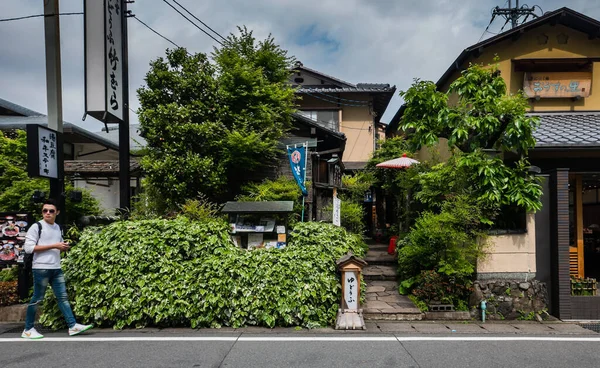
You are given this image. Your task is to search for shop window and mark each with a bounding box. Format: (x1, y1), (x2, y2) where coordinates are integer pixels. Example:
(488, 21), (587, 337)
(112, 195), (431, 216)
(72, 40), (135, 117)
(299, 110), (339, 132)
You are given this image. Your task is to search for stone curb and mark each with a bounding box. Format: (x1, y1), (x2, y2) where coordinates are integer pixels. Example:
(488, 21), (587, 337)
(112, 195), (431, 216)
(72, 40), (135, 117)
(0, 304), (26, 323)
(424, 311), (471, 320)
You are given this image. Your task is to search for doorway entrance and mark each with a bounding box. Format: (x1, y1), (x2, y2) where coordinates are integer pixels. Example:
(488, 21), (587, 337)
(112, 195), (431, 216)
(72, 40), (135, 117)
(569, 173), (600, 281)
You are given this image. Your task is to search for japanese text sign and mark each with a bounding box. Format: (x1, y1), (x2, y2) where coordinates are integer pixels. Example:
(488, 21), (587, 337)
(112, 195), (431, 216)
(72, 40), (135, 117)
(27, 125), (61, 179)
(84, 0), (124, 123)
(343, 271), (358, 310)
(523, 72), (591, 99)
(333, 197), (341, 226)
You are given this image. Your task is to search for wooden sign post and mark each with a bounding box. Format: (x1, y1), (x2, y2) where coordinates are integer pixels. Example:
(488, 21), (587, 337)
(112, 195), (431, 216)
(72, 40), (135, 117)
(335, 252), (367, 330)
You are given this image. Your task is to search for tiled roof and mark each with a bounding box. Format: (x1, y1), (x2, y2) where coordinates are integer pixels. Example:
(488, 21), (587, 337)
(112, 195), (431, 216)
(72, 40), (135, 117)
(294, 63), (356, 88)
(64, 160), (141, 175)
(344, 161), (368, 170)
(0, 116), (120, 152)
(0, 97), (43, 117)
(296, 85), (395, 93)
(292, 112), (346, 140)
(532, 112), (600, 148)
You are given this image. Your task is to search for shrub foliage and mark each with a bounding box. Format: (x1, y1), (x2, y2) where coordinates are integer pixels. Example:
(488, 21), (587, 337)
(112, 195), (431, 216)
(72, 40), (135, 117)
(40, 219), (366, 329)
(0, 281), (18, 307)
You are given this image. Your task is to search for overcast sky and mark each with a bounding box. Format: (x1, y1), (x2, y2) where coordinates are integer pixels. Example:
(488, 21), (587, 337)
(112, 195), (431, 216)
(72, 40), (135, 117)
(1, 0), (600, 134)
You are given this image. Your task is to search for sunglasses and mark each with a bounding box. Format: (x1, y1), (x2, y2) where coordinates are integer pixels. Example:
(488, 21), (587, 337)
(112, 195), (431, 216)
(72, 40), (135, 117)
(42, 209), (56, 214)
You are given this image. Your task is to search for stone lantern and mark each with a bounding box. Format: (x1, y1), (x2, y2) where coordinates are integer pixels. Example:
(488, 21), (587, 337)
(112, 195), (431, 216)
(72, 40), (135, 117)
(335, 252), (368, 330)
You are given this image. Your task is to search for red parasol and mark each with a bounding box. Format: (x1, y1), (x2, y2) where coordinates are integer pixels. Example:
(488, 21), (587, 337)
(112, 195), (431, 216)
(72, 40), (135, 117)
(376, 153), (419, 169)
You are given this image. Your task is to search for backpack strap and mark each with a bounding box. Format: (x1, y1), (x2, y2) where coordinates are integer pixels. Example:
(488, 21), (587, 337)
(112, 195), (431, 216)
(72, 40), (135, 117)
(34, 221), (63, 244)
(35, 221), (42, 245)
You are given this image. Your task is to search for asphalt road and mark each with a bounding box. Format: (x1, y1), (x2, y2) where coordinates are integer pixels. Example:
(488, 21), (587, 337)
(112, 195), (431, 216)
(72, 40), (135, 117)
(2, 332), (600, 368)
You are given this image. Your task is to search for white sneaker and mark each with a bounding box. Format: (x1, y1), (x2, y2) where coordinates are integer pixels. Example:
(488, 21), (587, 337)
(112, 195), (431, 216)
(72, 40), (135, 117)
(68, 323), (93, 336)
(21, 328), (44, 340)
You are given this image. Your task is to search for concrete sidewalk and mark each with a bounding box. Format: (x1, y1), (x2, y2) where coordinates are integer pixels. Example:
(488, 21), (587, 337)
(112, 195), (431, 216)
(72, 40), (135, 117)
(1, 320), (597, 336)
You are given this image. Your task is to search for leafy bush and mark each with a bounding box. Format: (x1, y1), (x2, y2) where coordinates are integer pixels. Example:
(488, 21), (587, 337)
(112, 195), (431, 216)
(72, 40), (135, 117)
(237, 176), (303, 224)
(179, 194), (223, 222)
(411, 270), (473, 307)
(40, 219), (365, 329)
(0, 267), (18, 282)
(340, 201), (365, 234)
(397, 196), (487, 308)
(407, 295), (428, 312)
(341, 173), (373, 204)
(0, 281), (18, 307)
(322, 200), (365, 234)
(398, 196), (486, 282)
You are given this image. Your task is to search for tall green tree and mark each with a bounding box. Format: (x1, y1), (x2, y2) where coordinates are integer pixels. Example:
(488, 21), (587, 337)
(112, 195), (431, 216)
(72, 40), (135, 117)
(0, 130), (100, 224)
(137, 27), (296, 211)
(399, 62), (543, 215)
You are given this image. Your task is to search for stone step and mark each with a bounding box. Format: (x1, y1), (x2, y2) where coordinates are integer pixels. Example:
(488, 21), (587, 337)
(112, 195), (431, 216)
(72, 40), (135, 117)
(363, 264), (397, 281)
(364, 312), (423, 321)
(367, 244), (389, 251)
(364, 250), (396, 266)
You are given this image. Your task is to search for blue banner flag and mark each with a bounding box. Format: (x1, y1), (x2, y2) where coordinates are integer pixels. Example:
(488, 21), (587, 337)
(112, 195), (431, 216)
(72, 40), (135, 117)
(287, 145), (308, 196)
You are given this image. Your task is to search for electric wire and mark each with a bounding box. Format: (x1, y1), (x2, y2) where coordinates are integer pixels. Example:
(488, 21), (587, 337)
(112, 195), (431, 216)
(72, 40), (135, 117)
(132, 16), (187, 51)
(170, 0), (227, 42)
(345, 120), (369, 159)
(0, 12), (83, 22)
(161, 0), (224, 46)
(313, 90), (372, 104)
(302, 91), (370, 107)
(477, 14), (497, 43)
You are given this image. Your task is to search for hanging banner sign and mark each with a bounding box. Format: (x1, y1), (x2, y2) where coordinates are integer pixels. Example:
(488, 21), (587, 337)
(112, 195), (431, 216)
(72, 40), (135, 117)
(84, 0), (124, 123)
(26, 125), (62, 179)
(287, 145), (308, 196)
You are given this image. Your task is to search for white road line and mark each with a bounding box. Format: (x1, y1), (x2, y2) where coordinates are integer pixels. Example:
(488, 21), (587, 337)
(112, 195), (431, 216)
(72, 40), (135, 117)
(1, 336), (600, 343)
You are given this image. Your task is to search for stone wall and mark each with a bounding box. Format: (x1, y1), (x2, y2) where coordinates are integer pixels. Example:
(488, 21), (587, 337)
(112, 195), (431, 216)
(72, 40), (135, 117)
(469, 279), (549, 320)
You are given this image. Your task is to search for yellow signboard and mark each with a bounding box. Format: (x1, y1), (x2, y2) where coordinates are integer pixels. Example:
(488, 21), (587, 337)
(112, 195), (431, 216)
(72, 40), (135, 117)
(523, 72), (591, 98)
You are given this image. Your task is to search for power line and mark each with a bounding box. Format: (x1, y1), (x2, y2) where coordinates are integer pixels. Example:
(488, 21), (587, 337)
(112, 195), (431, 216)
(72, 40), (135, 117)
(314, 90), (371, 104)
(132, 16), (186, 50)
(477, 13), (496, 43)
(0, 12), (83, 22)
(303, 91), (370, 107)
(346, 120), (368, 159)
(170, 0), (227, 42)
(161, 0), (224, 46)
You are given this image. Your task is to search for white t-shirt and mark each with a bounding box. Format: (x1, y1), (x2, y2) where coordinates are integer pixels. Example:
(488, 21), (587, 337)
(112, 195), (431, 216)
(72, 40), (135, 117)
(24, 220), (63, 270)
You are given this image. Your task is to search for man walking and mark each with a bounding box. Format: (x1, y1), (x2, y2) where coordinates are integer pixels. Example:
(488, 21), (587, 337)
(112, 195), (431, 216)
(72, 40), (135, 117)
(21, 199), (93, 339)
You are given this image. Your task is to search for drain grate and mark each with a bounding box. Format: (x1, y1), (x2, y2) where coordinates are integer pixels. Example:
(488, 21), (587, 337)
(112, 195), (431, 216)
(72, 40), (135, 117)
(579, 323), (600, 333)
(429, 304), (455, 312)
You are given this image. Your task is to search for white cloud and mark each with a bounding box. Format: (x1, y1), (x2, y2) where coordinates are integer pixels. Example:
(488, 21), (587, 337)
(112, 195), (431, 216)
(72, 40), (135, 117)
(1, 0), (599, 131)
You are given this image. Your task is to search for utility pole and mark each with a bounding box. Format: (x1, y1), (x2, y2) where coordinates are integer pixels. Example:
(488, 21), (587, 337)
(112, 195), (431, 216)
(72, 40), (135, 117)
(120, 0), (131, 213)
(510, 1), (518, 28)
(43, 0), (65, 223)
(491, 1), (540, 30)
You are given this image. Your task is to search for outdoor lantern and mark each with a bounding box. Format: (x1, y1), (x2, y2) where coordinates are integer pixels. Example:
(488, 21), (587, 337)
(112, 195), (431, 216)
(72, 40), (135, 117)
(31, 190), (46, 204)
(335, 252), (368, 330)
(68, 191), (83, 203)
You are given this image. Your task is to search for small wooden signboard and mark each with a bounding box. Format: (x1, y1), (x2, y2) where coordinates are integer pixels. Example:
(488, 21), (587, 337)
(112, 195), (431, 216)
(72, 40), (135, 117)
(523, 72), (591, 99)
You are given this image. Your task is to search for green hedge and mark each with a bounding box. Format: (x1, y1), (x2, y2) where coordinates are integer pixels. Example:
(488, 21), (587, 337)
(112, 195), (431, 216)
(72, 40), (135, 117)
(40, 218), (366, 329)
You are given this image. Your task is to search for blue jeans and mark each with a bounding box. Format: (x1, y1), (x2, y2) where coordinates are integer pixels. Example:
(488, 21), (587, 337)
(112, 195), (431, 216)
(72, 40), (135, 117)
(25, 269), (76, 330)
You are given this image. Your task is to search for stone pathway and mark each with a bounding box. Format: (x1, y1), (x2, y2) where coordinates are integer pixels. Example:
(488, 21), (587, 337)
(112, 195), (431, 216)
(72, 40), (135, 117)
(362, 239), (423, 321)
(364, 281), (422, 320)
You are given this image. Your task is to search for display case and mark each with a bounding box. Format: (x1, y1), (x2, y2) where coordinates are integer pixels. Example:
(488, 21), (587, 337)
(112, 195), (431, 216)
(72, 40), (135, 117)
(221, 201), (294, 250)
(0, 212), (33, 268)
